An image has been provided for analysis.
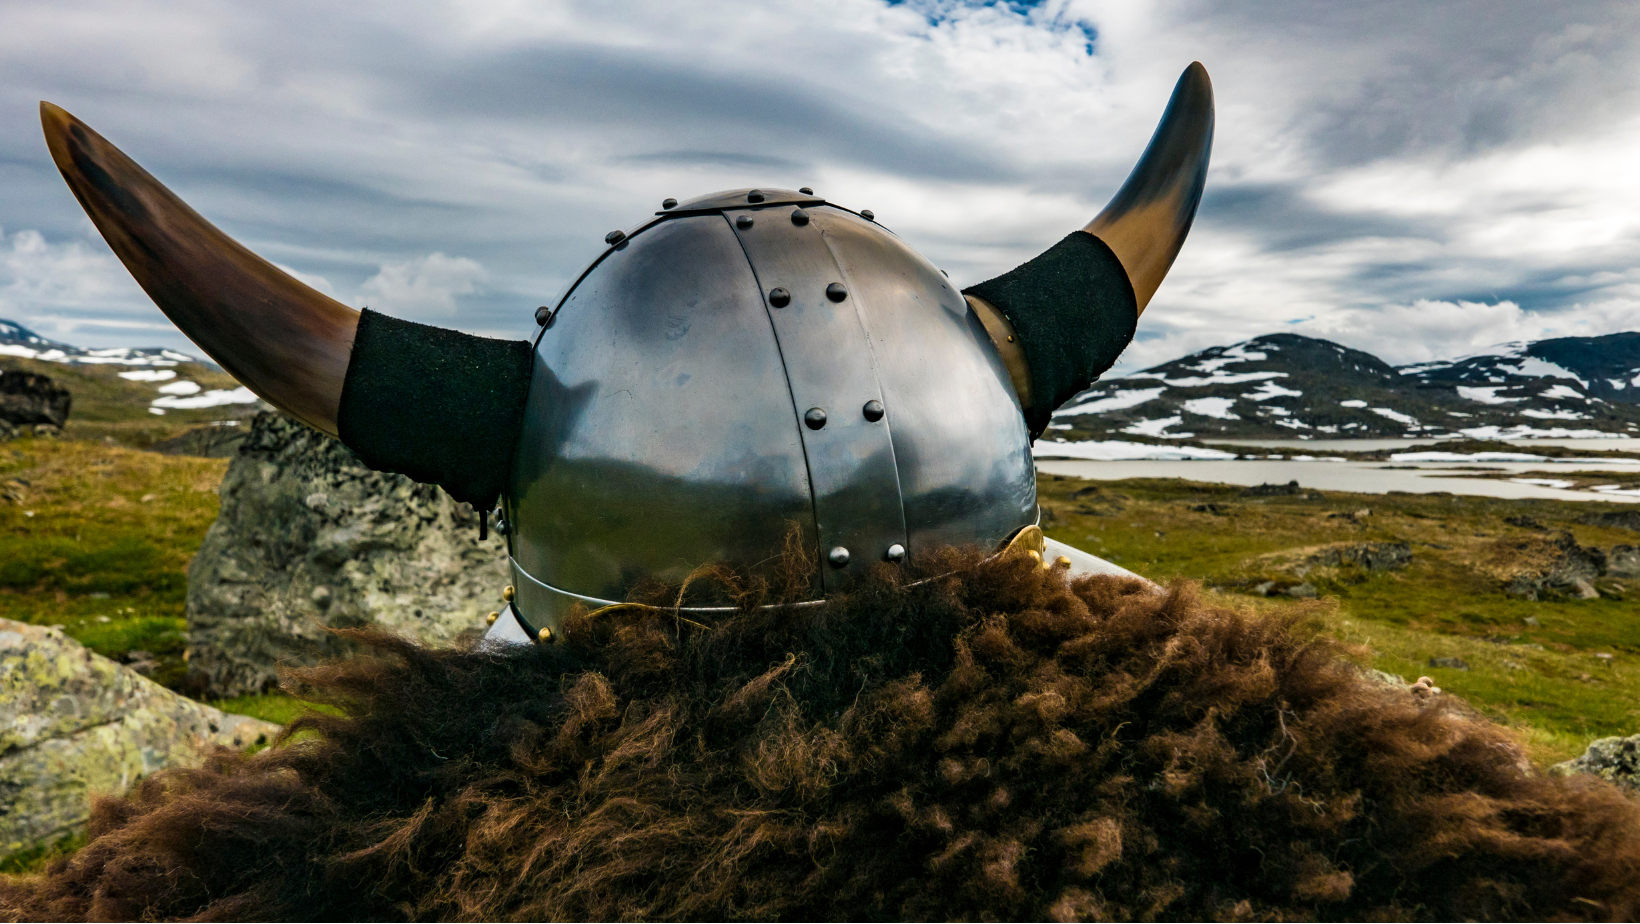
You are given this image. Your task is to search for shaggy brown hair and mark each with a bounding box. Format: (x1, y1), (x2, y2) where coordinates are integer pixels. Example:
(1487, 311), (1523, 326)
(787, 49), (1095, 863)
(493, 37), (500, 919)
(6, 549), (1640, 921)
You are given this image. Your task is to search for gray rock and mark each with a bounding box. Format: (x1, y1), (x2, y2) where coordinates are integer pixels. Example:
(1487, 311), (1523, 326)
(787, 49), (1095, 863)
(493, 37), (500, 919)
(187, 413), (508, 696)
(0, 371), (70, 429)
(0, 619), (277, 857)
(1608, 545), (1640, 579)
(1427, 656), (1470, 671)
(1240, 480), (1302, 497)
(1499, 530), (1607, 601)
(1581, 510), (1640, 534)
(1552, 734), (1640, 791)
(150, 424), (247, 458)
(1307, 541), (1412, 572)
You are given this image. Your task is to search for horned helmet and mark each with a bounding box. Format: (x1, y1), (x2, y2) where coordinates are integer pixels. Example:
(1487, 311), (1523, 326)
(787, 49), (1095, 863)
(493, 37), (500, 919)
(41, 64), (1213, 643)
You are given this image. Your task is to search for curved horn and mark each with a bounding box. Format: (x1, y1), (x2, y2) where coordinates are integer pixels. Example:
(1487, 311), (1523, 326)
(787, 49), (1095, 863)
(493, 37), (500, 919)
(962, 63), (1214, 436)
(40, 102), (359, 436)
(1084, 61), (1214, 313)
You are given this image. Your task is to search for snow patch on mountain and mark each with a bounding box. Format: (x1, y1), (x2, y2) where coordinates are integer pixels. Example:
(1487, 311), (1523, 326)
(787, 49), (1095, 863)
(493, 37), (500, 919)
(1051, 332), (1640, 441)
(0, 319), (201, 367)
(1182, 397), (1239, 419)
(1032, 440), (1237, 461)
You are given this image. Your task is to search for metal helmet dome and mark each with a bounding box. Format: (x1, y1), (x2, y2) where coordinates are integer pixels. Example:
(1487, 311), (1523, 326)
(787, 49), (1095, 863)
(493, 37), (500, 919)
(503, 189), (1035, 627)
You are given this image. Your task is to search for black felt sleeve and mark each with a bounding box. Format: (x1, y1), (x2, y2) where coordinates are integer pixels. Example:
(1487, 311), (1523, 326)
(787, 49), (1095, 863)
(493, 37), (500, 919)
(963, 230), (1137, 437)
(337, 309), (534, 511)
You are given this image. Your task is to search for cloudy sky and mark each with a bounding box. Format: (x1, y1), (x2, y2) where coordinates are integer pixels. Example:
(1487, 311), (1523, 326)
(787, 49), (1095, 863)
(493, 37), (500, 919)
(3, 0), (1640, 374)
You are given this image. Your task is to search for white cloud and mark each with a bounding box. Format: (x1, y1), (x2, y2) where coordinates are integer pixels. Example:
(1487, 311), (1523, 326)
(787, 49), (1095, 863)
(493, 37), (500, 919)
(0, 227), (164, 343)
(1293, 297), (1640, 366)
(355, 253), (488, 317)
(4, 0), (1640, 371)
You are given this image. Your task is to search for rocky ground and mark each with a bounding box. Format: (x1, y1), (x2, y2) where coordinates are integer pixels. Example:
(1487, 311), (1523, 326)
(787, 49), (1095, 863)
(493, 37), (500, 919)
(1036, 473), (1640, 762)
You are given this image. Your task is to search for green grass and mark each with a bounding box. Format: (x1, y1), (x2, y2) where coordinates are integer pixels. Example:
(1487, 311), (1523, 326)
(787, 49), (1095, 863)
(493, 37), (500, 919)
(209, 694), (341, 727)
(0, 832), (86, 876)
(0, 355), (260, 448)
(0, 437), (228, 689)
(1039, 474), (1640, 763)
(4, 435), (1639, 770)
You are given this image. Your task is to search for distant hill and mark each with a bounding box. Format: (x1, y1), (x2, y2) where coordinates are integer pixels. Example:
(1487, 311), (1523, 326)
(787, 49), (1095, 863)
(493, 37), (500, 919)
(1402, 332), (1640, 406)
(0, 318), (205, 368)
(0, 319), (264, 446)
(1049, 332), (1640, 442)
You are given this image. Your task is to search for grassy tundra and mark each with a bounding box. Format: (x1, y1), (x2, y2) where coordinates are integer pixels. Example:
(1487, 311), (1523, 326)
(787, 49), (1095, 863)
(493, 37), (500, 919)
(0, 434), (1637, 765)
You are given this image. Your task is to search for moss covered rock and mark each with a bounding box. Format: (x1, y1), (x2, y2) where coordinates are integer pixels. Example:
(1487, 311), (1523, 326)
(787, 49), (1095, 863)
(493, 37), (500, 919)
(0, 619), (276, 857)
(186, 413), (508, 697)
(1553, 734), (1640, 791)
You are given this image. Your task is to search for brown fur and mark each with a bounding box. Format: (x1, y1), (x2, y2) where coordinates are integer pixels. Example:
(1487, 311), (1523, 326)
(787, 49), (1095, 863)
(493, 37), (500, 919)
(5, 548), (1640, 921)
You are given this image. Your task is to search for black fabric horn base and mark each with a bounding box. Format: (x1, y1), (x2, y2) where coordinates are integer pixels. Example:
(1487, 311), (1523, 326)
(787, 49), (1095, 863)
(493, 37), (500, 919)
(338, 309), (533, 510)
(964, 230), (1137, 437)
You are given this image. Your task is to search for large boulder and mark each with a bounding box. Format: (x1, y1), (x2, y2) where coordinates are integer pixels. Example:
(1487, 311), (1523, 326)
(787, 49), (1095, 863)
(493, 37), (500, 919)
(0, 619), (276, 857)
(1608, 545), (1640, 579)
(187, 413), (508, 696)
(1552, 734), (1640, 791)
(0, 371), (70, 431)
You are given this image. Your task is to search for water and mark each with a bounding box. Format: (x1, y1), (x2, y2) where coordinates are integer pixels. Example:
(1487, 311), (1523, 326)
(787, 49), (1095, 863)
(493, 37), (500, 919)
(1210, 437), (1640, 453)
(1035, 459), (1640, 503)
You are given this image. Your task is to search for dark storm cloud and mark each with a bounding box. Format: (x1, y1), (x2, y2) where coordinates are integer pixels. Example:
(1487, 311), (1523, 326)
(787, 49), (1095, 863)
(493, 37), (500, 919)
(1197, 182), (1439, 253)
(394, 42), (1015, 184)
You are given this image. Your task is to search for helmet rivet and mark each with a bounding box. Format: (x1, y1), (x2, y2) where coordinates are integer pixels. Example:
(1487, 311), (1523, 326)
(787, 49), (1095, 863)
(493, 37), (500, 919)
(747, 189), (765, 203)
(503, 584), (515, 602)
(861, 209), (875, 221)
(736, 215), (754, 229)
(486, 611), (499, 625)
(799, 186), (814, 195)
(537, 626), (554, 644)
(804, 407), (827, 430)
(768, 287), (791, 308)
(885, 543), (906, 563)
(662, 197), (678, 210)
(829, 546), (850, 568)
(862, 399), (884, 421)
(534, 306), (552, 327)
(790, 208), (810, 226)
(826, 283), (848, 302)
(604, 230), (626, 245)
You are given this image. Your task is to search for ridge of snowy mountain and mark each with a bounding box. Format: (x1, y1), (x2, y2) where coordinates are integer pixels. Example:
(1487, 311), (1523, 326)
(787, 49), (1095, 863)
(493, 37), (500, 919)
(0, 319), (202, 367)
(0, 318), (259, 421)
(1048, 332), (1640, 442)
(1402, 332), (1640, 406)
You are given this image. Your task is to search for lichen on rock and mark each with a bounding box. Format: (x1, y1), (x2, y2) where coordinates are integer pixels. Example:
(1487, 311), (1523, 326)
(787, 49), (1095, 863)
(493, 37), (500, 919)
(187, 412), (508, 697)
(0, 619), (276, 858)
(1553, 734), (1640, 791)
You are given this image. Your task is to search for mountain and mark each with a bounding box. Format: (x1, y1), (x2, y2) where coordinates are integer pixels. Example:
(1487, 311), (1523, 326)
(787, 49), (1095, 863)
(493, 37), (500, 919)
(1402, 333), (1640, 406)
(1048, 332), (1640, 442)
(0, 318), (202, 367)
(0, 318), (262, 444)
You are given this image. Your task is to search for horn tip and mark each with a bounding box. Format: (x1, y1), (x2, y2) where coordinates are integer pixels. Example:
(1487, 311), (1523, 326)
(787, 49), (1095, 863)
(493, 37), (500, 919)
(39, 102), (79, 170)
(1180, 62), (1214, 99)
(39, 101), (72, 131)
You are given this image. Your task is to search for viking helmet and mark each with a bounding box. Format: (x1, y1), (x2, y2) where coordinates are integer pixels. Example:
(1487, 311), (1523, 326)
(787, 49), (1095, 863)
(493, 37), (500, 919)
(41, 64), (1213, 638)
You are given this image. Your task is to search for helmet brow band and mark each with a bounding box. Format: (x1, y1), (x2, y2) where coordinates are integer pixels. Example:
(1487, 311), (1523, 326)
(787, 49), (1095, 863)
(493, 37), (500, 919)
(337, 308), (534, 510)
